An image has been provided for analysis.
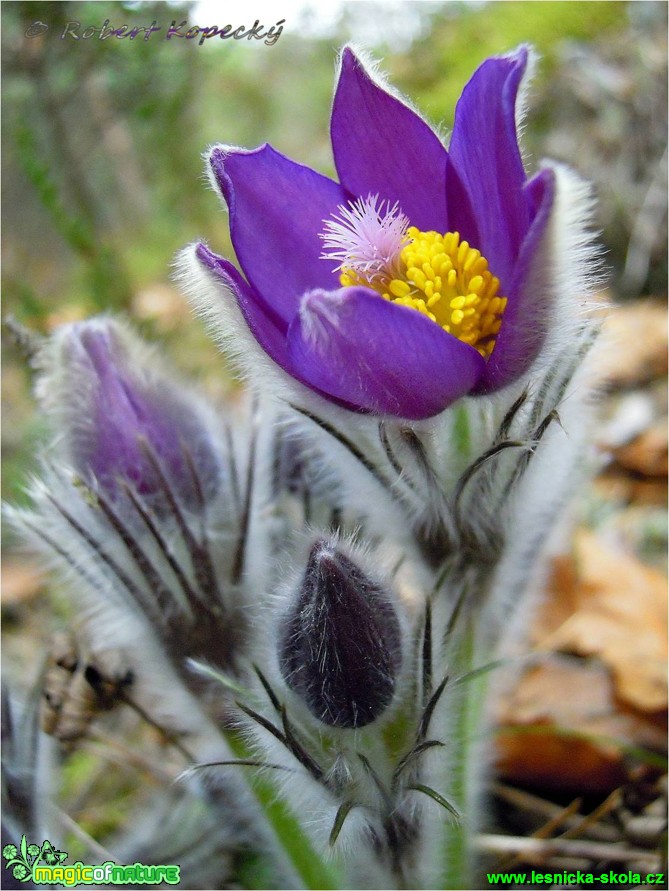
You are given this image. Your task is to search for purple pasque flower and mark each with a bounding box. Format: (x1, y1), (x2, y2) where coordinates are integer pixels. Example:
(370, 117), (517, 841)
(193, 46), (557, 420)
(44, 318), (221, 507)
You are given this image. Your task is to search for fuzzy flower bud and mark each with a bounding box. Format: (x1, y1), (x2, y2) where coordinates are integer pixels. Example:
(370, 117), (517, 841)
(279, 539), (402, 728)
(40, 318), (221, 508)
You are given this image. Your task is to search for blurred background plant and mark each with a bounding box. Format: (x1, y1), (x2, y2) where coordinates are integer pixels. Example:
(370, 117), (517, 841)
(2, 1), (667, 887)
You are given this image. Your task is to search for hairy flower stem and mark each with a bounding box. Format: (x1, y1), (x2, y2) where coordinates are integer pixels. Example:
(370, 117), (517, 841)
(452, 404), (472, 455)
(222, 730), (343, 890)
(441, 618), (486, 889)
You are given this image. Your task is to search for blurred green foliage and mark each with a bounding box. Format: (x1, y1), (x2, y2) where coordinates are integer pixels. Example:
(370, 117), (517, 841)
(403, 1), (627, 117)
(2, 0), (664, 325)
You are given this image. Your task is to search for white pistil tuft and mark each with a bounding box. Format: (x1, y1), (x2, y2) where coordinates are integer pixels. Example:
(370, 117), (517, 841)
(320, 195), (410, 284)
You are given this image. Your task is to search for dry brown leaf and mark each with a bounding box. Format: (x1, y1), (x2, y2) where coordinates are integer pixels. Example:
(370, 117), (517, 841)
(132, 283), (191, 332)
(537, 531), (667, 712)
(593, 471), (668, 507)
(2, 559), (45, 605)
(594, 301), (668, 389)
(614, 421), (668, 477)
(496, 655), (666, 793)
(531, 552), (582, 641)
(45, 303), (89, 331)
(500, 528), (668, 792)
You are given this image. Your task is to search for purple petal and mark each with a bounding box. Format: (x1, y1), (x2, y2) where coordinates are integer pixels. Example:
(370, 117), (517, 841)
(287, 287), (486, 419)
(477, 168), (556, 392)
(444, 158), (481, 250)
(209, 144), (347, 323)
(449, 48), (530, 289)
(331, 47), (448, 232)
(195, 245), (362, 412)
(195, 244), (291, 370)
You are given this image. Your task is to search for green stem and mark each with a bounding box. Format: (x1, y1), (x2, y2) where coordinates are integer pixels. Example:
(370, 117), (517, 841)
(441, 620), (488, 889)
(225, 731), (343, 890)
(452, 404), (471, 457)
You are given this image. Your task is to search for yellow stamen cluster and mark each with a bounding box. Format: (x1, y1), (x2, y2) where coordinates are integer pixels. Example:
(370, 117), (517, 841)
(341, 227), (507, 358)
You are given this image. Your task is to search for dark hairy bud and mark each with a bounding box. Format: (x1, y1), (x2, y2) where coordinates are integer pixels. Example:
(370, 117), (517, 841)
(279, 540), (402, 728)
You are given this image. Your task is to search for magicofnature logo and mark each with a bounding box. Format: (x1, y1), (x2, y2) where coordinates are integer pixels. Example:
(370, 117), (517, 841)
(3, 835), (181, 886)
(3, 837), (66, 882)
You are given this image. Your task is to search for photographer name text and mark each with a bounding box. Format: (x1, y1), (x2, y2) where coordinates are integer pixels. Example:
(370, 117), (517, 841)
(26, 18), (286, 47)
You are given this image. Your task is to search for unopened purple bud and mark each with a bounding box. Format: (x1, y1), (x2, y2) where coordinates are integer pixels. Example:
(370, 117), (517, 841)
(279, 540), (402, 729)
(51, 319), (221, 507)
